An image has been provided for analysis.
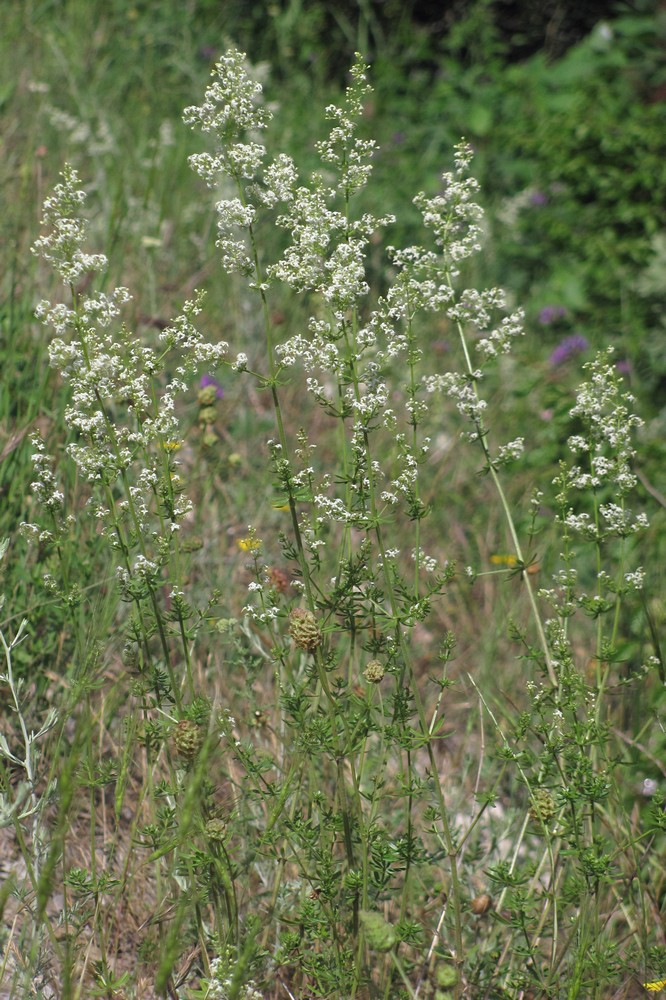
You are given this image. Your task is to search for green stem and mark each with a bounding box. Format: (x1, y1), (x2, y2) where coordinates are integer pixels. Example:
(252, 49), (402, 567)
(449, 289), (559, 692)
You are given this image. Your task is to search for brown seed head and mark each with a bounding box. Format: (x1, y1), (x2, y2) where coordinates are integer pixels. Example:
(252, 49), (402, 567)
(288, 608), (322, 653)
(470, 893), (493, 916)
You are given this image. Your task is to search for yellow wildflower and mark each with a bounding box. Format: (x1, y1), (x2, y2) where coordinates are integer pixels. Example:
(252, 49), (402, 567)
(238, 536), (262, 552)
(490, 553), (518, 567)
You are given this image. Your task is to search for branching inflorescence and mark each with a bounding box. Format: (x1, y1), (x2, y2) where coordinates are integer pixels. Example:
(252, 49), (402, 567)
(16, 46), (657, 1000)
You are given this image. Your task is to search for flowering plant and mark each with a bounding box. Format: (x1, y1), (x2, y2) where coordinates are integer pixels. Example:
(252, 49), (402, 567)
(13, 46), (659, 1000)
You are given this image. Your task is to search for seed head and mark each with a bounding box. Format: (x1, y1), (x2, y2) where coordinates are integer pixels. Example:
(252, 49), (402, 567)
(288, 607), (322, 653)
(359, 909), (397, 952)
(174, 719), (204, 763)
(267, 567), (290, 593)
(529, 788), (556, 823)
(470, 893), (493, 915)
(363, 659), (385, 683)
(198, 385), (220, 407)
(205, 817), (228, 843)
(198, 405), (218, 426)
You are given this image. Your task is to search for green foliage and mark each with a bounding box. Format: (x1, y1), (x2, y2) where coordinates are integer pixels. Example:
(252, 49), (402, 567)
(493, 15), (666, 410)
(0, 3), (664, 999)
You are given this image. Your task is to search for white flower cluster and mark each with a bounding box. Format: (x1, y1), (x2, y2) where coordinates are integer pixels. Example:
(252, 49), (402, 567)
(185, 49), (286, 277)
(241, 601), (280, 624)
(413, 142), (484, 276)
(184, 49), (271, 155)
(543, 618), (574, 676)
(558, 349), (648, 539)
(476, 309), (525, 360)
(496, 437), (525, 465)
(425, 371), (487, 433)
(184, 50), (536, 596)
(276, 318), (341, 373)
(315, 56), (377, 196)
(27, 165), (227, 606)
(412, 548), (438, 572)
(447, 287), (506, 327)
(20, 437), (77, 556)
(383, 248), (456, 342)
(203, 957), (263, 1000)
(27, 437), (64, 514)
(623, 567), (645, 590)
(391, 450), (419, 497)
(380, 155), (530, 469)
(31, 164), (107, 283)
(314, 494), (358, 525)
(271, 192), (392, 308)
(271, 181), (346, 292)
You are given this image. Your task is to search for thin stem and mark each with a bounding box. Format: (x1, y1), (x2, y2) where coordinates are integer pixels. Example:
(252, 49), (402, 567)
(449, 292), (559, 691)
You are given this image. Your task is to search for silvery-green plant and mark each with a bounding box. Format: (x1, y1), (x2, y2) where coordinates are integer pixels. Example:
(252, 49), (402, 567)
(0, 539), (59, 994)
(0, 617), (57, 876)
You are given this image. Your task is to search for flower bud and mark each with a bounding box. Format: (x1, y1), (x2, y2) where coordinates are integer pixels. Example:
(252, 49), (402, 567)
(121, 641), (140, 670)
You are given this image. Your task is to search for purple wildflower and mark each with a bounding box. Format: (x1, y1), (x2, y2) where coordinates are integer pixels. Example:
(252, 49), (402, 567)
(615, 359), (632, 375)
(200, 374), (224, 398)
(530, 190), (548, 206)
(549, 334), (589, 367)
(538, 305), (568, 326)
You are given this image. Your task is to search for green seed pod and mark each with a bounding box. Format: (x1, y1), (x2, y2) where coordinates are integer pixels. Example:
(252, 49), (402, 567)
(204, 817), (227, 843)
(198, 405), (218, 426)
(288, 608), (322, 653)
(173, 719), (203, 763)
(359, 909), (396, 952)
(198, 385), (219, 407)
(363, 659), (385, 683)
(121, 641), (140, 670)
(529, 788), (556, 823)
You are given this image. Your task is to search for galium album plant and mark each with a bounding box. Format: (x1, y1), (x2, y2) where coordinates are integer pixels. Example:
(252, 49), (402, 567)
(13, 45), (662, 999)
